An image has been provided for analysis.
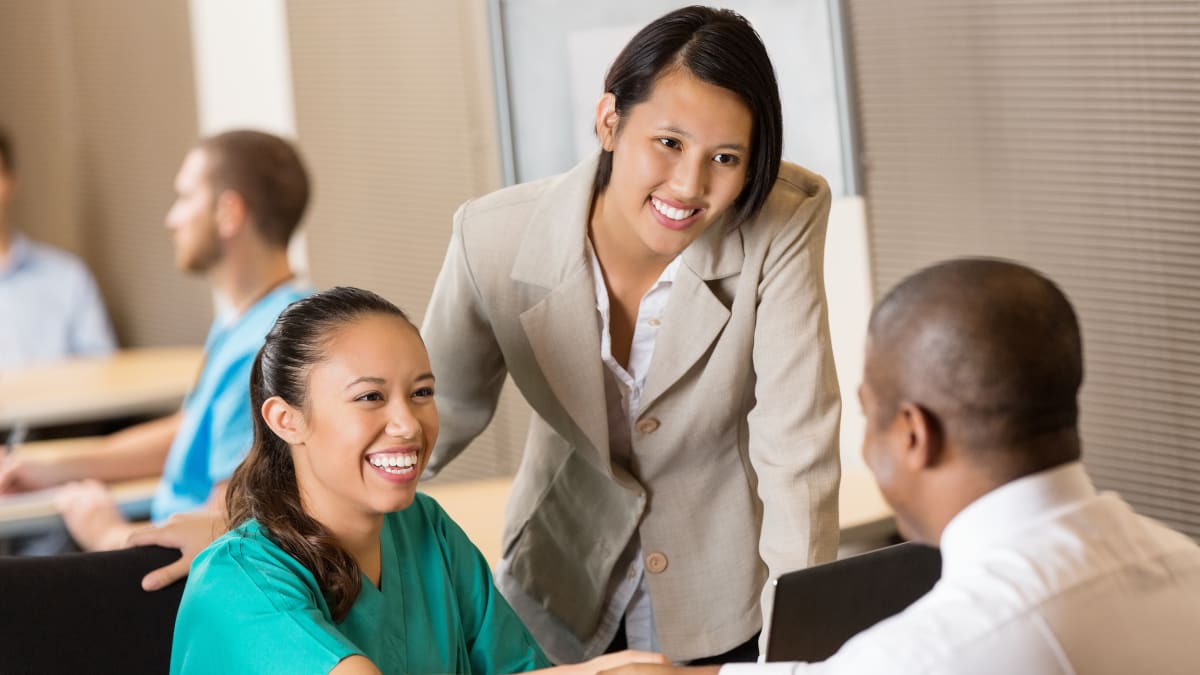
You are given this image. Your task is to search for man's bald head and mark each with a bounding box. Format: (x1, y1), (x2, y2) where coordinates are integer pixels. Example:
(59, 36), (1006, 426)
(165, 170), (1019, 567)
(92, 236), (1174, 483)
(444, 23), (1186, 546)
(866, 259), (1083, 475)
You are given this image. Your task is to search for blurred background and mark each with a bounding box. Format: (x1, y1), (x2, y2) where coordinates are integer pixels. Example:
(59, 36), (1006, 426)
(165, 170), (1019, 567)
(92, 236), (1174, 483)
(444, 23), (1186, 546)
(0, 0), (1196, 539)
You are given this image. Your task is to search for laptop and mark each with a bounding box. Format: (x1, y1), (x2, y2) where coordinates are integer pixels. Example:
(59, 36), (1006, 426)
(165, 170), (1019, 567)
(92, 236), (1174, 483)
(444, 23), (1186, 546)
(765, 542), (942, 662)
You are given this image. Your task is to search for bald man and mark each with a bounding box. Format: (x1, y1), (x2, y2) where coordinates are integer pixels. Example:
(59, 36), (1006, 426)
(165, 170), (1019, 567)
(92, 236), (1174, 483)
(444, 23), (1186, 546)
(607, 259), (1200, 674)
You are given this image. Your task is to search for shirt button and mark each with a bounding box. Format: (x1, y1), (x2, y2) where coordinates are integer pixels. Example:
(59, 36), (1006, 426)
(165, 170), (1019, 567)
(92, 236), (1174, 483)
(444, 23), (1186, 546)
(635, 418), (660, 434)
(647, 318), (661, 327)
(645, 552), (668, 574)
(627, 567), (638, 580)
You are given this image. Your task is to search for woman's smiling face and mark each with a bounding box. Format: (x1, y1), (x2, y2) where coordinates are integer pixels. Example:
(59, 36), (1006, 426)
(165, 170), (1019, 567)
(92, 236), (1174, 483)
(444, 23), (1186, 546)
(288, 312), (439, 524)
(592, 67), (754, 264)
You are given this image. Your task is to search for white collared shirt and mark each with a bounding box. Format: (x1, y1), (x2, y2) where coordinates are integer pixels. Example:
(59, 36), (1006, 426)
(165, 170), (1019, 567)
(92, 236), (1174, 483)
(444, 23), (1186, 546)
(494, 245), (679, 663)
(726, 462), (1200, 675)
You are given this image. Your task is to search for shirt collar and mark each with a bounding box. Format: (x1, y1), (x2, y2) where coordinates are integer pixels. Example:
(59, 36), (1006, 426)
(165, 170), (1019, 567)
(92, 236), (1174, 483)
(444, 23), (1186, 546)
(939, 462), (1096, 571)
(585, 238), (681, 315)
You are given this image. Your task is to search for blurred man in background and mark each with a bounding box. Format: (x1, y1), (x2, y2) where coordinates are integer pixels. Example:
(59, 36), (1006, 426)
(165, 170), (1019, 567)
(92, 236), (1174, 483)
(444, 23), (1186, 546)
(0, 125), (116, 369)
(0, 130), (311, 586)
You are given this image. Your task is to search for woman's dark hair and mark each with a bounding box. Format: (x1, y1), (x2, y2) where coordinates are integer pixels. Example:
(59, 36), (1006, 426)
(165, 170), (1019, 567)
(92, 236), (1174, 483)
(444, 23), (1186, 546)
(593, 5), (783, 227)
(227, 286), (412, 621)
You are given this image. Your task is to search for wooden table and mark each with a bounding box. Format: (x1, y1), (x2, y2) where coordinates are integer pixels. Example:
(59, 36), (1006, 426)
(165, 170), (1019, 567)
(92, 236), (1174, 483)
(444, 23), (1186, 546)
(838, 466), (895, 543)
(0, 346), (203, 432)
(420, 478), (512, 565)
(0, 452), (893, 562)
(0, 438), (160, 539)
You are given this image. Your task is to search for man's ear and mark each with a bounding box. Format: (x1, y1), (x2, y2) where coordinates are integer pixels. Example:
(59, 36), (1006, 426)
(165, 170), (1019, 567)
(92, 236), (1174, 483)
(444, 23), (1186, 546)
(262, 395), (305, 445)
(214, 189), (248, 239)
(595, 92), (620, 152)
(897, 402), (943, 470)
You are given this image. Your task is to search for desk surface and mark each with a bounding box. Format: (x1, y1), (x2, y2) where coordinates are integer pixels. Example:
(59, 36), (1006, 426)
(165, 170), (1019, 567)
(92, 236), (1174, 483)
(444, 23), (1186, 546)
(422, 468), (892, 565)
(0, 346), (203, 431)
(0, 438), (159, 539)
(838, 466), (894, 543)
(0, 447), (892, 563)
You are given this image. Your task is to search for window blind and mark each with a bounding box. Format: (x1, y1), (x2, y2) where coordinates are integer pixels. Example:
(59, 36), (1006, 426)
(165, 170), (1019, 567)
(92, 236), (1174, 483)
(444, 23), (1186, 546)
(845, 0), (1200, 538)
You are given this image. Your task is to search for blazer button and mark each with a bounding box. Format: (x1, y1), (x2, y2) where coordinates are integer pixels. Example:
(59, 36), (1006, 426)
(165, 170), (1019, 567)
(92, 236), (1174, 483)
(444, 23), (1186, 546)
(645, 552), (668, 574)
(636, 417), (660, 434)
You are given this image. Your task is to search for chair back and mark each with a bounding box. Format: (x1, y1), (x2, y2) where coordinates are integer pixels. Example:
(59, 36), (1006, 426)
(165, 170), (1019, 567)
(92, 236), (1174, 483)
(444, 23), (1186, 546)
(766, 541), (942, 662)
(0, 545), (184, 674)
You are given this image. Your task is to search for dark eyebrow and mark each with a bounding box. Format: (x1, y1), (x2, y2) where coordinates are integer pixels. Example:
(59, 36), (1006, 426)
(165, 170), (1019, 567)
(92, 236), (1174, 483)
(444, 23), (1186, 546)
(658, 126), (748, 152)
(345, 373), (435, 390)
(345, 376), (386, 390)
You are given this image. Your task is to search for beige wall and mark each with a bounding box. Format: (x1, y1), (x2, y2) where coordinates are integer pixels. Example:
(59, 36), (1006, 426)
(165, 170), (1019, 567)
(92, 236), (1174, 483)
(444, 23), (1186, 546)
(287, 0), (527, 481)
(0, 2), (81, 253)
(0, 0), (209, 348)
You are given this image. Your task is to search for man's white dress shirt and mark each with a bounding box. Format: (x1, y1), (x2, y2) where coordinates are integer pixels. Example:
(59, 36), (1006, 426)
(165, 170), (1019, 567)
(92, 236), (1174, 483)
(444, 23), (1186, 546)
(725, 462), (1200, 675)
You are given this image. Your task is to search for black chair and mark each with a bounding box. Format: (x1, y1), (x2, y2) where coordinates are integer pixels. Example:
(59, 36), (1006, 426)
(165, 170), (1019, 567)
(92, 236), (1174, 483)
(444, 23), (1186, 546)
(766, 541), (942, 662)
(0, 545), (185, 674)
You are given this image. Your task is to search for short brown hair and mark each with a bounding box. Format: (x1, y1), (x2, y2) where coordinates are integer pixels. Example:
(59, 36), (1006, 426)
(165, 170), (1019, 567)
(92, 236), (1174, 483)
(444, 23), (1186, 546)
(0, 125), (14, 175)
(196, 130), (310, 248)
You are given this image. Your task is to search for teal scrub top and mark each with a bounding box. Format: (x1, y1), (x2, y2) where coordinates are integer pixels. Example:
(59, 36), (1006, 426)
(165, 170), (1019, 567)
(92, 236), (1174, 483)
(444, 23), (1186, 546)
(171, 493), (551, 674)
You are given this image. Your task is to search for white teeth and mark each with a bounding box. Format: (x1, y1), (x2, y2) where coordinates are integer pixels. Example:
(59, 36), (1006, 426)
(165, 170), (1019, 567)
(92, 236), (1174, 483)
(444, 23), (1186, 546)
(651, 197), (697, 221)
(368, 454), (417, 474)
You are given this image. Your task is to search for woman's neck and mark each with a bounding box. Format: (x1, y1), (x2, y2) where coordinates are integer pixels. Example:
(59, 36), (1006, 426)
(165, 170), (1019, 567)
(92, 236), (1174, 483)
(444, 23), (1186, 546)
(588, 195), (671, 295)
(305, 499), (385, 588)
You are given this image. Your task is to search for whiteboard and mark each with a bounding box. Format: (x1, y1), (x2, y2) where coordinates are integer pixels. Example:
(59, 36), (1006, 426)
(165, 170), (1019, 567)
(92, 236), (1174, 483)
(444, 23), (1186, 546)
(492, 0), (853, 196)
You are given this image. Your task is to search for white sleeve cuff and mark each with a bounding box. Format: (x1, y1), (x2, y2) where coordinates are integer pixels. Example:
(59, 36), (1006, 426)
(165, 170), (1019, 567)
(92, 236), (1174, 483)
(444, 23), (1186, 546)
(720, 662), (801, 675)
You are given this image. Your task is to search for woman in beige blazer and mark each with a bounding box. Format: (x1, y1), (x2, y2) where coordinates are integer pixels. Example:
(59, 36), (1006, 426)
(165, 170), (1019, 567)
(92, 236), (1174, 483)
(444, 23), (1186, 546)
(422, 6), (840, 666)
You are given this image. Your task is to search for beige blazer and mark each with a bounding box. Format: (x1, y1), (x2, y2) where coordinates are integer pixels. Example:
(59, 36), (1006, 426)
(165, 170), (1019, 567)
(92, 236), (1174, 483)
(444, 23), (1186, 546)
(422, 154), (841, 661)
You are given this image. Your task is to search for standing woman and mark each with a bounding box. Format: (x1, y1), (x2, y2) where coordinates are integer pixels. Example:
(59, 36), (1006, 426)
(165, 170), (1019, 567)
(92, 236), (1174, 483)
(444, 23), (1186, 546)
(422, 5), (841, 665)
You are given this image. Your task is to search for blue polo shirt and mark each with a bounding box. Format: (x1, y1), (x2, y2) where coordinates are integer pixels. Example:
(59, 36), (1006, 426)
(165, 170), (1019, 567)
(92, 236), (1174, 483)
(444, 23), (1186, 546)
(151, 282), (309, 521)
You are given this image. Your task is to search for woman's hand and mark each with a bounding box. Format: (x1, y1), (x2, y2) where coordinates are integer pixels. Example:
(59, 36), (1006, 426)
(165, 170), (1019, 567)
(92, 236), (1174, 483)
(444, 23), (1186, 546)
(543, 649), (670, 675)
(127, 509), (227, 590)
(599, 666), (719, 675)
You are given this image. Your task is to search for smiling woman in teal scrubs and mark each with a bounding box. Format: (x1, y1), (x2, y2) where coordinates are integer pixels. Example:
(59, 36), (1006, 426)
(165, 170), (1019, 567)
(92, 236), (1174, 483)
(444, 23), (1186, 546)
(170, 287), (665, 675)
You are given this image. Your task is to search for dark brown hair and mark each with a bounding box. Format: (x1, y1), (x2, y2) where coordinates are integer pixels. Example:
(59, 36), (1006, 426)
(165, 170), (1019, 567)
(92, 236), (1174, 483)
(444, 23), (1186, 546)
(227, 286), (411, 621)
(593, 5), (783, 227)
(196, 130), (310, 248)
(0, 125), (14, 175)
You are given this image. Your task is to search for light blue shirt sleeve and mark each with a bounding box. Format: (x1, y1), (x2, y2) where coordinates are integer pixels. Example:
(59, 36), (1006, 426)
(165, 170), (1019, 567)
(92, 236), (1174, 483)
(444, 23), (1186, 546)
(206, 351), (257, 485)
(66, 259), (117, 357)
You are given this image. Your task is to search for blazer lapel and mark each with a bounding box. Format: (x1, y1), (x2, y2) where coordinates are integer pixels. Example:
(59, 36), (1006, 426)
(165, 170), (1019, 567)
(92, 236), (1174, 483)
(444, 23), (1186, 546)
(640, 224), (744, 413)
(519, 271), (612, 473)
(511, 154), (613, 473)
